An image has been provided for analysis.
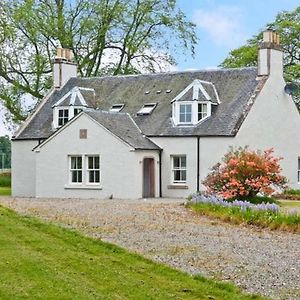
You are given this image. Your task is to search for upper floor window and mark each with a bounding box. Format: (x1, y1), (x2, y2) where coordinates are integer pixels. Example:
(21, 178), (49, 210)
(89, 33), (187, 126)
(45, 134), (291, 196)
(58, 108), (69, 126)
(198, 103), (208, 121)
(74, 108), (82, 116)
(179, 104), (192, 123)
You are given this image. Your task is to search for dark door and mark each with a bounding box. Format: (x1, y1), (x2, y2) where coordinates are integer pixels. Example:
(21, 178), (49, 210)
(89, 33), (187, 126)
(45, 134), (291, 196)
(143, 158), (155, 198)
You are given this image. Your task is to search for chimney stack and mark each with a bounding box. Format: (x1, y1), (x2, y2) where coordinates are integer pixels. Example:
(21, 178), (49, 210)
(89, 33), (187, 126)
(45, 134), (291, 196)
(53, 48), (77, 88)
(258, 29), (283, 77)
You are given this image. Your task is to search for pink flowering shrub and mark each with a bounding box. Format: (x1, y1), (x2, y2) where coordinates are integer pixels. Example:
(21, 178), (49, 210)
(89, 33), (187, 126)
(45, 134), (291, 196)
(203, 147), (287, 199)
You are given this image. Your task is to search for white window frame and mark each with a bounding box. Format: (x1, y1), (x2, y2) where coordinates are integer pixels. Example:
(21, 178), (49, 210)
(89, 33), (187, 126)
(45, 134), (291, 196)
(179, 103), (192, 124)
(110, 104), (125, 112)
(171, 155), (187, 184)
(58, 108), (69, 127)
(137, 103), (157, 115)
(69, 156), (83, 184)
(86, 155), (100, 185)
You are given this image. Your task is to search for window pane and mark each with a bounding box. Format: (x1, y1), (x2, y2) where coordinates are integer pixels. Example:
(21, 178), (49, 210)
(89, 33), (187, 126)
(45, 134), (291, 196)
(174, 170), (181, 181)
(78, 171), (82, 183)
(181, 170), (186, 181)
(173, 157), (180, 168)
(71, 171), (77, 182)
(88, 157), (93, 169)
(64, 110), (69, 118)
(59, 110), (63, 117)
(95, 171), (100, 183)
(71, 157), (76, 169)
(95, 156), (100, 169)
(89, 171), (94, 183)
(77, 157), (82, 169)
(298, 158), (300, 170)
(180, 105), (185, 113)
(186, 104), (192, 113)
(181, 156), (186, 168)
(179, 113), (185, 123)
(186, 112), (192, 122)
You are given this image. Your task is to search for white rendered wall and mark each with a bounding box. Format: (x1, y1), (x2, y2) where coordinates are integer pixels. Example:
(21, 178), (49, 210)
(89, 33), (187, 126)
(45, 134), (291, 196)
(12, 140), (38, 197)
(150, 137), (197, 198)
(199, 73), (300, 190)
(36, 114), (159, 199)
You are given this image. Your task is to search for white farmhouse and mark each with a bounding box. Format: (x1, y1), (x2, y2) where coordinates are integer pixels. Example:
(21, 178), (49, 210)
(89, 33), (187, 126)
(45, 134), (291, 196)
(12, 30), (300, 199)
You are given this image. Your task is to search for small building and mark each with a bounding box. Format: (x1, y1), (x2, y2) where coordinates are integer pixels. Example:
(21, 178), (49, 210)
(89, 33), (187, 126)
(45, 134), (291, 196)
(12, 30), (300, 199)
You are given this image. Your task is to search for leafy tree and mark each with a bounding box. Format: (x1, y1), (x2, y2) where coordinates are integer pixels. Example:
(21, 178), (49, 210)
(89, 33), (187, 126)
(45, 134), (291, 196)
(0, 0), (197, 123)
(220, 6), (300, 83)
(0, 136), (11, 168)
(203, 147), (287, 200)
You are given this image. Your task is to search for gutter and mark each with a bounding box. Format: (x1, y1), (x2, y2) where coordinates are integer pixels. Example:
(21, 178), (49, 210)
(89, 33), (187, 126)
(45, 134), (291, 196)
(159, 149), (163, 197)
(197, 137), (200, 193)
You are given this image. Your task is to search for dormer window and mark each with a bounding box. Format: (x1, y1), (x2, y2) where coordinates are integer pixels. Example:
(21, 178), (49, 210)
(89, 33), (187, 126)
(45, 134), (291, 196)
(179, 104), (192, 123)
(198, 103), (208, 121)
(171, 79), (220, 126)
(74, 108), (83, 116)
(58, 108), (69, 126)
(110, 104), (124, 112)
(137, 103), (157, 115)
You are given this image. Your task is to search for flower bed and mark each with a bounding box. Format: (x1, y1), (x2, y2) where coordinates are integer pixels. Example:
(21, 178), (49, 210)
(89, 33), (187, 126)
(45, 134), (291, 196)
(188, 193), (300, 233)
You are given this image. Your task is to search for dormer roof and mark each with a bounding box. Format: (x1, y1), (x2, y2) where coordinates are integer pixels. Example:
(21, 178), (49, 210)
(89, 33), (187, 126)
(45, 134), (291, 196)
(172, 79), (220, 104)
(52, 87), (95, 107)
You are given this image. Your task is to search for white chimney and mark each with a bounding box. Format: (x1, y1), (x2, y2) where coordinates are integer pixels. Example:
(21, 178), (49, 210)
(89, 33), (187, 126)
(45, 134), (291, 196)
(53, 48), (77, 88)
(258, 29), (283, 77)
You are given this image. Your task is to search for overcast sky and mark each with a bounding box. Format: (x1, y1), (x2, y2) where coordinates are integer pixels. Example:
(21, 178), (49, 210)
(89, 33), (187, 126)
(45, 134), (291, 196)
(1, 0), (299, 136)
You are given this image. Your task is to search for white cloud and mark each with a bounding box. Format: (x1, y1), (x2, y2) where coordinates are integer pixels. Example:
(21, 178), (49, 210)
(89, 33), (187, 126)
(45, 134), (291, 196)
(193, 5), (247, 48)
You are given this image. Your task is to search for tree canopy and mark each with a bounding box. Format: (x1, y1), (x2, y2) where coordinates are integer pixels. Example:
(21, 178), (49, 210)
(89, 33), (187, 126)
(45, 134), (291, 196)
(0, 0), (197, 123)
(220, 6), (300, 84)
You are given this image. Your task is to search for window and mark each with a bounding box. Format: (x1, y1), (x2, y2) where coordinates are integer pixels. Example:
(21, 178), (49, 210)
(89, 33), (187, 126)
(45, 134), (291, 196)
(137, 103), (157, 115)
(70, 156), (82, 183)
(110, 104), (124, 112)
(172, 155), (187, 183)
(298, 157), (300, 182)
(74, 108), (82, 116)
(58, 108), (69, 126)
(179, 104), (192, 123)
(198, 103), (208, 121)
(87, 156), (100, 184)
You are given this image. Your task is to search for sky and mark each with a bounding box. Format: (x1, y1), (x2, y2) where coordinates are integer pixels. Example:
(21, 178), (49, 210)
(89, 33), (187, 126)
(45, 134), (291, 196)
(1, 0), (299, 136)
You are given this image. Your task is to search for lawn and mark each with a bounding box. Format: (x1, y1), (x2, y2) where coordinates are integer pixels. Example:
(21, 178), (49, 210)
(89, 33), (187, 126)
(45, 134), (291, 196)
(0, 206), (262, 300)
(0, 187), (11, 196)
(278, 200), (300, 208)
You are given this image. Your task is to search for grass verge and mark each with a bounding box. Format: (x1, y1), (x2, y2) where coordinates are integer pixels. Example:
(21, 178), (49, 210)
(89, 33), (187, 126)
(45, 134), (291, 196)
(0, 187), (11, 196)
(189, 202), (300, 233)
(0, 173), (11, 187)
(0, 206), (263, 299)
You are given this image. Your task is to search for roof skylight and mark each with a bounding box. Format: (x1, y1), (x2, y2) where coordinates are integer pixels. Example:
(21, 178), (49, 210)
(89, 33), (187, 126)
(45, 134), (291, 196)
(137, 103), (157, 115)
(110, 104), (125, 112)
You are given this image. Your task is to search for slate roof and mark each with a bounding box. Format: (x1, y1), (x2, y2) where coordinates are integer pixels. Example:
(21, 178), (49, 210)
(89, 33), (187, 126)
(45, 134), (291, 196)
(14, 67), (266, 140)
(84, 110), (160, 150)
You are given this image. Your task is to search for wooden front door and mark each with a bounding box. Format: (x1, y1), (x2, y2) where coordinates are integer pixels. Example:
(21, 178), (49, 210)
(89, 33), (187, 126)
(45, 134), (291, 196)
(143, 158), (155, 198)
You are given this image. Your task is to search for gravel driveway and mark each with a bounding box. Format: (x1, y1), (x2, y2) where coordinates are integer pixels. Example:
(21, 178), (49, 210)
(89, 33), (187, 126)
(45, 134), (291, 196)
(0, 197), (299, 300)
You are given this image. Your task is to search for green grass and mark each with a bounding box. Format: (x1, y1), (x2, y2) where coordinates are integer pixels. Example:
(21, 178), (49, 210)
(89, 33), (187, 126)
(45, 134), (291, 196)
(189, 202), (300, 233)
(283, 189), (300, 195)
(0, 187), (11, 196)
(0, 206), (263, 300)
(0, 173), (11, 187)
(278, 200), (300, 208)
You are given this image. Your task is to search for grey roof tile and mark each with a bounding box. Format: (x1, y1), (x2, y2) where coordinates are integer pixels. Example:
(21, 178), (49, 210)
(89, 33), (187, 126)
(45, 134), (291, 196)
(14, 67), (265, 140)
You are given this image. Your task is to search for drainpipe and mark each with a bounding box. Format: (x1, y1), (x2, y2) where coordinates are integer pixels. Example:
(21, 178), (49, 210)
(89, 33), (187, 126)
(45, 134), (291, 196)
(159, 150), (162, 197)
(197, 136), (200, 193)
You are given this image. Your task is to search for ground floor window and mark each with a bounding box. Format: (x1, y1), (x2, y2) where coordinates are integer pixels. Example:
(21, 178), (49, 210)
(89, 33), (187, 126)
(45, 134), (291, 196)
(69, 155), (100, 185)
(171, 155), (187, 183)
(70, 156), (82, 183)
(87, 155), (100, 183)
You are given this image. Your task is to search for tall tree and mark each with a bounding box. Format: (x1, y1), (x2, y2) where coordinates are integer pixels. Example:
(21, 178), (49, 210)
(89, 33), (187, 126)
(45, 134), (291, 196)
(0, 136), (11, 168)
(220, 6), (300, 84)
(0, 0), (197, 123)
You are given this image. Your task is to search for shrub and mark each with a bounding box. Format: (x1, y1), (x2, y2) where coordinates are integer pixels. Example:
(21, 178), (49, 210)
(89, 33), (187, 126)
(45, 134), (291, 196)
(203, 147), (287, 199)
(283, 189), (300, 196)
(0, 173), (11, 187)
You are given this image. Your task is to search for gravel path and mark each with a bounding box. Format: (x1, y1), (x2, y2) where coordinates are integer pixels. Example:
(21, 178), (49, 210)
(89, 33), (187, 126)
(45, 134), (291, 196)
(0, 197), (299, 300)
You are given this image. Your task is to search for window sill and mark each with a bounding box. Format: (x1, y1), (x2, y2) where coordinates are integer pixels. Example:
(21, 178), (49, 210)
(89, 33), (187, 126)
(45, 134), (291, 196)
(64, 184), (102, 190)
(167, 184), (188, 190)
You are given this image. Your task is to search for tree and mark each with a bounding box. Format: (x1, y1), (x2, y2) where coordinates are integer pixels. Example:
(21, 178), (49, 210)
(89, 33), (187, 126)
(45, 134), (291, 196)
(0, 0), (197, 123)
(220, 6), (300, 84)
(202, 147), (287, 200)
(0, 136), (11, 169)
